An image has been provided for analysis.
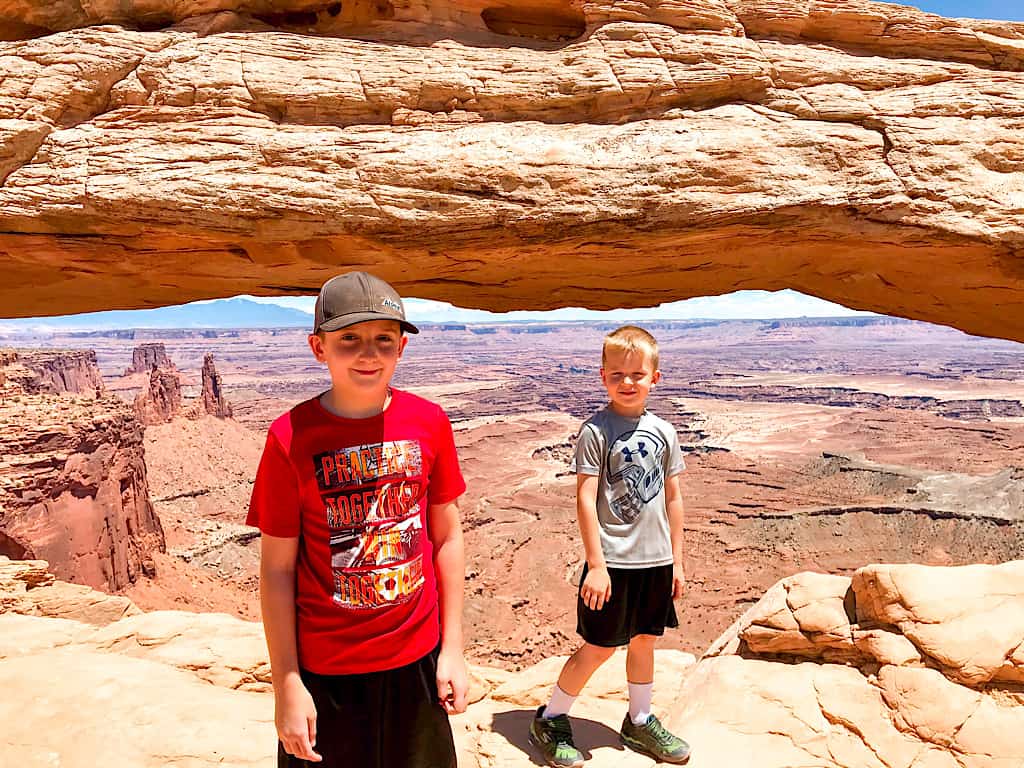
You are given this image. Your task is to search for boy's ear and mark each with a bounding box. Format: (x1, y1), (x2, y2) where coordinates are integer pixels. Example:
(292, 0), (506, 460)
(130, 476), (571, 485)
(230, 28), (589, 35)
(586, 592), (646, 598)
(308, 333), (326, 362)
(652, 369), (661, 385)
(398, 335), (408, 357)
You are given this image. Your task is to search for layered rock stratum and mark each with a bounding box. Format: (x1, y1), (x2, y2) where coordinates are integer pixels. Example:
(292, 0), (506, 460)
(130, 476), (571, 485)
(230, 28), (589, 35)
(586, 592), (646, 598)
(133, 365), (184, 424)
(3, 555), (1023, 767)
(0, 1), (1022, 341)
(132, 347), (233, 422)
(0, 351), (164, 589)
(125, 342), (174, 375)
(1, 348), (104, 396)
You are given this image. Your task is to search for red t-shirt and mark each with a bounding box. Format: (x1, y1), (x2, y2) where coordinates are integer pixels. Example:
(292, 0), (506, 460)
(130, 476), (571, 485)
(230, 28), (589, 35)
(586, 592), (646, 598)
(246, 389), (466, 675)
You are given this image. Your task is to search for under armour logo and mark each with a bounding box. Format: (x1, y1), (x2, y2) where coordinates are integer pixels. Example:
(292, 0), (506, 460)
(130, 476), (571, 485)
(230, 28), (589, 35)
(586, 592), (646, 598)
(621, 442), (649, 462)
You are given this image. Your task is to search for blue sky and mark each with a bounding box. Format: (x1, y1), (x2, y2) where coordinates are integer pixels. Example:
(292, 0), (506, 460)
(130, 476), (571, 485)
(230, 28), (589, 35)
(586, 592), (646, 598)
(903, 0), (1023, 20)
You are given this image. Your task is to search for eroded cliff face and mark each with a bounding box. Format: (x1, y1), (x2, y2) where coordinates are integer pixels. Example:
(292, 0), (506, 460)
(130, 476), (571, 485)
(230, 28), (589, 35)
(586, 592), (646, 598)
(125, 343), (174, 376)
(134, 366), (184, 425)
(0, 352), (164, 590)
(0, 1), (1022, 340)
(133, 350), (233, 423)
(1, 348), (105, 397)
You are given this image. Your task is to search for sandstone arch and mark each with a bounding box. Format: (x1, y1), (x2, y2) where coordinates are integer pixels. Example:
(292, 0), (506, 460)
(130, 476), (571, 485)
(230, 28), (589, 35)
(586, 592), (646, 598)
(0, 1), (1022, 340)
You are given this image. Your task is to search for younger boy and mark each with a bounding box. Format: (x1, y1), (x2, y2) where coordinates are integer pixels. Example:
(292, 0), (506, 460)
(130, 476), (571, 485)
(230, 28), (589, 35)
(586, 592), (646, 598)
(248, 271), (468, 768)
(530, 325), (691, 766)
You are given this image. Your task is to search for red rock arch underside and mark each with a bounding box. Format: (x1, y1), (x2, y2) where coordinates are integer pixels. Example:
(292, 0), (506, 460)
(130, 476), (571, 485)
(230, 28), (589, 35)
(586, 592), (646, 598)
(0, 1), (1022, 340)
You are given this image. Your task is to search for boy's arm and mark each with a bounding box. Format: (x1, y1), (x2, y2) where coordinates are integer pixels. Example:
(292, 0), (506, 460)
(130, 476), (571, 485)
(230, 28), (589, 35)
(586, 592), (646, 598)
(260, 534), (321, 762)
(665, 473), (686, 598)
(577, 473), (612, 610)
(428, 498), (468, 714)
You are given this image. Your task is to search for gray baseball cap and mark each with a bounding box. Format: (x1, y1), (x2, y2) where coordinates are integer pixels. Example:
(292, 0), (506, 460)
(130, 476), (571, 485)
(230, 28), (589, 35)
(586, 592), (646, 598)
(313, 271), (419, 334)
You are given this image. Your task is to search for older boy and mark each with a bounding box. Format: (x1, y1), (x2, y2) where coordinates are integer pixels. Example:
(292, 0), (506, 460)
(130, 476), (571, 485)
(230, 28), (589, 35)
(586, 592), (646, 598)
(248, 271), (468, 768)
(529, 326), (691, 766)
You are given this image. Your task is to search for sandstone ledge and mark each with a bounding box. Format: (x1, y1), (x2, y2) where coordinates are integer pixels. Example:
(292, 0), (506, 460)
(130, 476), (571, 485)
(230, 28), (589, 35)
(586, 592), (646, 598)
(3, 557), (1024, 767)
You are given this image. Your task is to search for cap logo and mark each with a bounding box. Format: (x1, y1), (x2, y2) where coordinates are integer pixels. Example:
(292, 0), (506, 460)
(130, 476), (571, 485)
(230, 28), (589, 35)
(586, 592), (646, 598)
(380, 296), (402, 313)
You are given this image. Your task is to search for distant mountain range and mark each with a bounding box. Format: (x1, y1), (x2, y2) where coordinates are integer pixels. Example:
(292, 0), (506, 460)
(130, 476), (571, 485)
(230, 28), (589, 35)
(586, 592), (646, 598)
(0, 298), (314, 331)
(1, 289), (884, 332)
(0, 298), (923, 338)
(0, 293), (906, 335)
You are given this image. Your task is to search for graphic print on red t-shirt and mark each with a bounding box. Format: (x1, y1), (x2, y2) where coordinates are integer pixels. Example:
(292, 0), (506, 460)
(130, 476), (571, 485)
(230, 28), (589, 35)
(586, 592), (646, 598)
(315, 439), (426, 610)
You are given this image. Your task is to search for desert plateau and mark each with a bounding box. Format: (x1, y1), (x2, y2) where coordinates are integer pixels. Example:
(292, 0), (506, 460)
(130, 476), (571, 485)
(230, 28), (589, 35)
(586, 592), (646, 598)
(3, 315), (1022, 665)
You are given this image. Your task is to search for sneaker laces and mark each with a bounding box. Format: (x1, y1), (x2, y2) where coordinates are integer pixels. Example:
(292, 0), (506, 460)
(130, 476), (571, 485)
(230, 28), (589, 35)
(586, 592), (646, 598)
(547, 715), (575, 747)
(646, 716), (676, 747)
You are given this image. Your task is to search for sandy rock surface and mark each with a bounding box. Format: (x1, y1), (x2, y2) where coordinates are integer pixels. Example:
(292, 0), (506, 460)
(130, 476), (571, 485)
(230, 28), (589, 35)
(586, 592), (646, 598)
(0, 1), (1022, 341)
(696, 562), (1024, 767)
(4, 557), (1024, 767)
(0, 647), (275, 768)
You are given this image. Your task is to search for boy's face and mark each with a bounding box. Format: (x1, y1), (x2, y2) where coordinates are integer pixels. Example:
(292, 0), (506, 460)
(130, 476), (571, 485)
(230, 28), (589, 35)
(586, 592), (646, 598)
(601, 348), (660, 416)
(308, 319), (407, 397)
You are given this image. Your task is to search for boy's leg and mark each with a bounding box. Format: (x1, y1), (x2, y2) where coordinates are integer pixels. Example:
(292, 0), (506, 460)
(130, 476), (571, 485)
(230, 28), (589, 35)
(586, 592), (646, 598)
(530, 644), (615, 768)
(619, 634), (691, 764)
(547, 560), (628, 718)
(529, 565), (632, 767)
(625, 634), (656, 724)
(551, 642), (617, 709)
(616, 566), (690, 763)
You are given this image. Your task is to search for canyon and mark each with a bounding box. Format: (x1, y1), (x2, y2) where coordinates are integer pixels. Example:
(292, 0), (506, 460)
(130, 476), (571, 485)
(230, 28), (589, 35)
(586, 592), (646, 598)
(3, 313), (1021, 663)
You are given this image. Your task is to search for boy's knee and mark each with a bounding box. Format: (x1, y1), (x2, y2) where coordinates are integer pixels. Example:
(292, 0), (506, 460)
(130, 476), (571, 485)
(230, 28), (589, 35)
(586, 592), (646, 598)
(628, 634), (658, 648)
(581, 643), (617, 663)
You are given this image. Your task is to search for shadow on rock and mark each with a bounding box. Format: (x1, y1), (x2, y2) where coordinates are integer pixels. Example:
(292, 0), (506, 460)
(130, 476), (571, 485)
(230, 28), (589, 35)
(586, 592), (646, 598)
(490, 709), (625, 765)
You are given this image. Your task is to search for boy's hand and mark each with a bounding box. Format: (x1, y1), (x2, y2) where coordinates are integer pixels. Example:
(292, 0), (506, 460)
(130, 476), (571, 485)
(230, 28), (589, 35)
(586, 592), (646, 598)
(436, 647), (469, 714)
(581, 566), (612, 611)
(672, 563), (686, 599)
(276, 675), (322, 762)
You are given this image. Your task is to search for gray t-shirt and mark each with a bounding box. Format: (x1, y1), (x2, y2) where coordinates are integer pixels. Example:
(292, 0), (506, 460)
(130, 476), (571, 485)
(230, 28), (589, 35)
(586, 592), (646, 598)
(571, 407), (685, 568)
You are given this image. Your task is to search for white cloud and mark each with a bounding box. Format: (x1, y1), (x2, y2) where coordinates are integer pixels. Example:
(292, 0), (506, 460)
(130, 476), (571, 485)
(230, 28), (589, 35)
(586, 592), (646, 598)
(399, 289), (871, 323)
(241, 289), (871, 323)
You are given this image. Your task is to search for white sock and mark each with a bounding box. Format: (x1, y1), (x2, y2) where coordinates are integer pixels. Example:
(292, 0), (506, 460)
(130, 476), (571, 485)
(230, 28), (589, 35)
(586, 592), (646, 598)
(543, 685), (577, 719)
(628, 681), (654, 724)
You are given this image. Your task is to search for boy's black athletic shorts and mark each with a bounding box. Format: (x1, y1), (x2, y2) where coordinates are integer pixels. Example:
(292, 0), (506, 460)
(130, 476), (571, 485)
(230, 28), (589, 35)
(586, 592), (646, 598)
(277, 644), (456, 768)
(576, 563), (679, 647)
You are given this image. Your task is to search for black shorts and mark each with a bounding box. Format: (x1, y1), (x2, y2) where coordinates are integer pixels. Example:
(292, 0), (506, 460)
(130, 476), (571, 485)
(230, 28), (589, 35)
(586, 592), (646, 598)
(278, 645), (456, 768)
(576, 563), (679, 647)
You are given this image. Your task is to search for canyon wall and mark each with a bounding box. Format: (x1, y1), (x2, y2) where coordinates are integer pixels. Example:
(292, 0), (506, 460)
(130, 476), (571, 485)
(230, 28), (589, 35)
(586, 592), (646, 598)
(2, 349), (105, 397)
(125, 343), (174, 375)
(0, 352), (165, 589)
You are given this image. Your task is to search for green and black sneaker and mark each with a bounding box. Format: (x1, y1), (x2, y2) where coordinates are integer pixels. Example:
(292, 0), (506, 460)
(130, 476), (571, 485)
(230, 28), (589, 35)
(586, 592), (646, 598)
(620, 713), (691, 764)
(528, 706), (585, 768)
